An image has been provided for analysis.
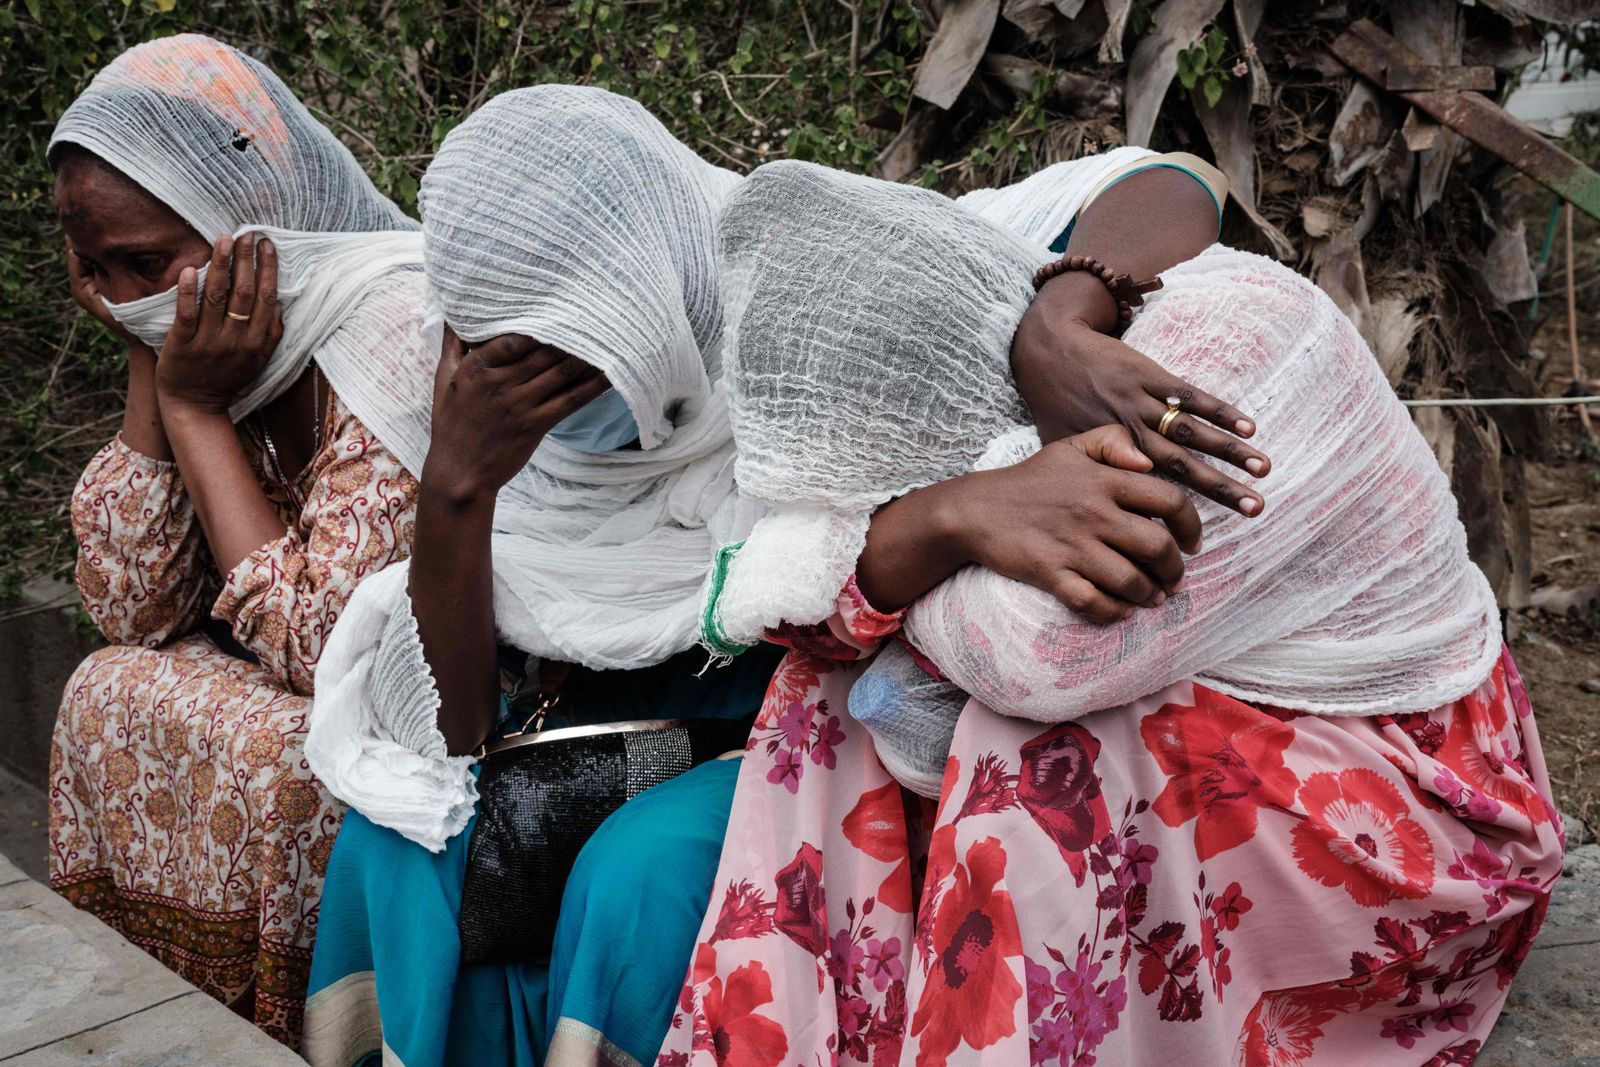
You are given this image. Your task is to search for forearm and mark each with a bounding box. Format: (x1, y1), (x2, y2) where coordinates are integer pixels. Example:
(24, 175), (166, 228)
(160, 405), (288, 574)
(1042, 166), (1223, 333)
(855, 475), (973, 614)
(121, 346), (172, 461)
(408, 474), (499, 756)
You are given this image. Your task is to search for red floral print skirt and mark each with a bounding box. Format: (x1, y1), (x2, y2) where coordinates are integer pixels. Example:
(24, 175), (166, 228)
(660, 646), (1561, 1067)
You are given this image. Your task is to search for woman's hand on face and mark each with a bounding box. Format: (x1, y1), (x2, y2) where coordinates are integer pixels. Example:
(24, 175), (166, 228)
(949, 425), (1202, 624)
(1011, 278), (1271, 517)
(421, 326), (611, 506)
(154, 234), (284, 414)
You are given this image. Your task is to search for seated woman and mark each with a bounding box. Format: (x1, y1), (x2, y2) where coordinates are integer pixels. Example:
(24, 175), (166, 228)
(668, 165), (1564, 1062)
(300, 87), (1253, 1067)
(47, 35), (434, 1045)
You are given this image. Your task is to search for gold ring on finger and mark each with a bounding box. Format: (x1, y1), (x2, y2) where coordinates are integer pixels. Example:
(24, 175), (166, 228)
(226, 310), (251, 322)
(1157, 396), (1183, 438)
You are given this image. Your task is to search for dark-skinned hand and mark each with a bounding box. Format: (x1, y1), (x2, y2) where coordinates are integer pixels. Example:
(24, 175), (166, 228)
(949, 424), (1203, 624)
(422, 325), (611, 504)
(1011, 271), (1271, 517)
(154, 233), (284, 413)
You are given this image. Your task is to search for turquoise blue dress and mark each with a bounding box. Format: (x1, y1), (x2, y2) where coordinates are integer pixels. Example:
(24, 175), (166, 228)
(304, 645), (784, 1067)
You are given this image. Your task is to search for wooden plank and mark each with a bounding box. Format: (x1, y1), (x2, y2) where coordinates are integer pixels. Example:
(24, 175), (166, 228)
(1331, 19), (1600, 220)
(1386, 63), (1496, 92)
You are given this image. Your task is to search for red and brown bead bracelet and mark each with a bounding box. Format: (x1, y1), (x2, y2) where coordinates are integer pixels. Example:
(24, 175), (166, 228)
(1031, 253), (1165, 336)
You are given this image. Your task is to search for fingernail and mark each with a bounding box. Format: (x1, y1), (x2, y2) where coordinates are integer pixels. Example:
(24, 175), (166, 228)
(1241, 497), (1261, 515)
(1172, 578), (1186, 592)
(1151, 591), (1167, 607)
(1236, 419), (1255, 435)
(1245, 457), (1265, 475)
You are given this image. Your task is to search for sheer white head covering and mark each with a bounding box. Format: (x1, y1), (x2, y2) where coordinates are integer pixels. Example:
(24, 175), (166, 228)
(708, 160), (1501, 724)
(309, 86), (765, 849)
(49, 34), (433, 467)
(399, 85), (755, 669)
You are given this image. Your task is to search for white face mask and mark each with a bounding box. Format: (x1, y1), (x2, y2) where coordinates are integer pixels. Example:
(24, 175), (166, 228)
(544, 387), (639, 453)
(102, 263), (214, 351)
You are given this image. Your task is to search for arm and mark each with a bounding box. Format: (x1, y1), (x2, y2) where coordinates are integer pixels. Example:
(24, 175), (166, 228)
(155, 234), (291, 576)
(857, 426), (1198, 619)
(1009, 161), (1274, 516)
(213, 399), (419, 695)
(64, 245), (212, 644)
(410, 329), (608, 756)
(70, 436), (211, 645)
(67, 242), (170, 461)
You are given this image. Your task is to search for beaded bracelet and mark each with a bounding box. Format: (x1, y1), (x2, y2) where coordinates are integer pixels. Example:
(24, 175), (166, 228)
(1032, 253), (1164, 335)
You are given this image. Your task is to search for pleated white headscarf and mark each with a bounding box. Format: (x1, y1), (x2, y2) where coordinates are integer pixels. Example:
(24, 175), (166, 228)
(49, 34), (435, 471)
(326, 86), (761, 672)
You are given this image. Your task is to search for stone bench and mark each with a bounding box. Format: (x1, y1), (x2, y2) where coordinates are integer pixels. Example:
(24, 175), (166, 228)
(0, 851), (305, 1065)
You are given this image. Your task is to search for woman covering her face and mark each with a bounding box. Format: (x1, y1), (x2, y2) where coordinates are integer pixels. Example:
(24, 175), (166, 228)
(663, 164), (1562, 1065)
(48, 34), (435, 1045)
(302, 87), (1249, 1066)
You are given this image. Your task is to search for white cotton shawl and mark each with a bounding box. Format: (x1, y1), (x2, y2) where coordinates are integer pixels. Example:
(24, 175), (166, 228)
(49, 34), (437, 476)
(306, 87), (766, 847)
(707, 160), (1501, 726)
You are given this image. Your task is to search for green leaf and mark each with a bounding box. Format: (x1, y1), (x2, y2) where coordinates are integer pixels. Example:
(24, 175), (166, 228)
(1176, 53), (1198, 90)
(1207, 25), (1227, 62)
(1203, 74), (1223, 108)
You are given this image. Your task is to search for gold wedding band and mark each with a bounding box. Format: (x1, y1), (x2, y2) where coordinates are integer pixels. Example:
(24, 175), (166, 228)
(226, 310), (251, 322)
(1157, 396), (1183, 438)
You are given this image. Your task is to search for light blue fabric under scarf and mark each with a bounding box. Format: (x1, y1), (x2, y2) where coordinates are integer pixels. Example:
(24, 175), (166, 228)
(545, 388), (639, 452)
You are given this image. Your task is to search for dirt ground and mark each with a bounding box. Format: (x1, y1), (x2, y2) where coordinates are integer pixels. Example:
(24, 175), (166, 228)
(1511, 288), (1600, 837)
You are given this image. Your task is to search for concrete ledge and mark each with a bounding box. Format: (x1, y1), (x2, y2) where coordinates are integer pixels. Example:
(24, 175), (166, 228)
(0, 579), (100, 791)
(0, 853), (303, 1065)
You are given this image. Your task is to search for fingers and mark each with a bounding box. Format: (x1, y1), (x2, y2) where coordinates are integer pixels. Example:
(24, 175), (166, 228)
(227, 233), (257, 320)
(522, 352), (603, 398)
(1077, 545), (1162, 608)
(1144, 393), (1270, 477)
(201, 235), (232, 312)
(1048, 572), (1134, 625)
(173, 266), (200, 340)
(1159, 379), (1256, 438)
(1109, 469), (1203, 554)
(245, 238), (279, 349)
(472, 333), (545, 369)
(1071, 425), (1152, 472)
(65, 240), (88, 285)
(526, 371), (612, 429)
(439, 325), (466, 378)
(1102, 512), (1187, 591)
(1139, 430), (1264, 519)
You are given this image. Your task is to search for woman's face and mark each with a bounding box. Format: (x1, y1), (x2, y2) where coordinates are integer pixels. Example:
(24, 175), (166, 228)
(53, 154), (210, 305)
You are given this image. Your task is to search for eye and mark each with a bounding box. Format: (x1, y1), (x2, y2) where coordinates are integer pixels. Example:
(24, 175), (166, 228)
(130, 254), (169, 281)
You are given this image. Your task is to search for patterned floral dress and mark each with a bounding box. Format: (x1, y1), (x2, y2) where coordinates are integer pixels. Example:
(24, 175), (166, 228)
(660, 583), (1563, 1067)
(49, 388), (418, 1047)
